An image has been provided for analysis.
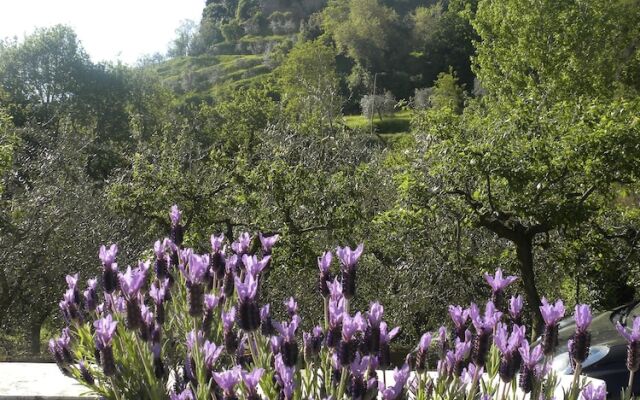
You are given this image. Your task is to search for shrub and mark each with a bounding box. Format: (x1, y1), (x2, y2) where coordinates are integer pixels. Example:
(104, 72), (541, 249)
(49, 205), (612, 399)
(360, 91), (396, 120)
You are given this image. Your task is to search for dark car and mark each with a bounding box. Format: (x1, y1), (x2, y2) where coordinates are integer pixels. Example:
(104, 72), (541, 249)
(550, 301), (640, 398)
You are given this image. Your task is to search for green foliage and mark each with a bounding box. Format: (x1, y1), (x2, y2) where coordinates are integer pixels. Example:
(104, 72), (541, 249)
(276, 40), (342, 132)
(322, 0), (400, 71)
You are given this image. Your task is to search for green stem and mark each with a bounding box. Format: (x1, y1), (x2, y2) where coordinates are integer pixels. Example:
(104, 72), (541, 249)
(466, 365), (480, 400)
(572, 362), (583, 392)
(337, 367), (348, 399)
(629, 369), (635, 395)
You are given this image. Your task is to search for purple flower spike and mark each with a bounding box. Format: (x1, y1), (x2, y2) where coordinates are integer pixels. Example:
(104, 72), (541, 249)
(241, 368), (264, 395)
(336, 243), (364, 269)
(186, 253), (209, 284)
(448, 305), (468, 328)
(210, 233), (225, 252)
(575, 304), (593, 332)
(222, 307), (236, 331)
(368, 302), (384, 328)
(469, 302), (502, 333)
(509, 295), (524, 321)
(66, 274), (79, 290)
(203, 340), (223, 369)
(540, 298), (565, 326)
(170, 389), (194, 400)
(186, 329), (204, 352)
(243, 254), (270, 277)
(212, 366), (241, 395)
(318, 251), (332, 274)
(327, 278), (343, 300)
(379, 363), (410, 400)
(420, 332), (432, 351)
(94, 314), (118, 349)
(580, 383), (607, 400)
(275, 315), (301, 342)
(99, 244), (118, 267)
(231, 232), (252, 255)
(259, 233), (279, 254)
(519, 340), (543, 368)
(235, 274), (258, 302)
(170, 205), (181, 226)
(342, 312), (366, 341)
(484, 268), (518, 293)
(571, 304), (593, 365)
(617, 316), (640, 343)
(285, 297), (298, 316)
(119, 265), (146, 298)
(204, 294), (221, 311)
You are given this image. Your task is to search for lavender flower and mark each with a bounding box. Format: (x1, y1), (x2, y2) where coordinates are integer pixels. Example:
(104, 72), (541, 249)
(153, 240), (168, 279)
(93, 315), (118, 375)
(222, 307), (238, 354)
(241, 368), (264, 400)
(275, 354), (296, 400)
(223, 255), (238, 298)
(169, 205), (184, 246)
(494, 323), (525, 382)
(484, 268), (517, 308)
(349, 353), (371, 398)
(275, 315), (301, 367)
(617, 316), (640, 372)
(231, 232), (251, 255)
(260, 304), (275, 336)
(83, 278), (98, 312)
(327, 295), (344, 348)
(580, 383), (607, 400)
(339, 312), (366, 365)
(203, 340), (224, 379)
(318, 251), (333, 297)
(99, 244), (119, 293)
(540, 298), (565, 356)
(235, 273), (260, 332)
(152, 343), (164, 378)
(448, 305), (469, 340)
(170, 389), (194, 400)
(365, 302), (383, 354)
(243, 254), (270, 278)
(185, 330), (204, 354)
(213, 367), (242, 400)
(570, 304), (592, 365)
(438, 326), (448, 357)
(210, 233), (226, 279)
(119, 263), (147, 298)
(336, 243), (364, 299)
(303, 326), (324, 362)
(185, 253), (209, 316)
(379, 321), (401, 369)
(379, 364), (410, 400)
(415, 332), (432, 372)
(259, 233), (279, 255)
(518, 340), (543, 393)
(469, 302), (502, 366)
(150, 280), (168, 324)
(285, 297), (298, 316)
(509, 295), (524, 324)
(79, 360), (94, 385)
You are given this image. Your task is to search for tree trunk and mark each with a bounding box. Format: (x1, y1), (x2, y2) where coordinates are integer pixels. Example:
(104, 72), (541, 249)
(515, 237), (544, 339)
(29, 319), (43, 355)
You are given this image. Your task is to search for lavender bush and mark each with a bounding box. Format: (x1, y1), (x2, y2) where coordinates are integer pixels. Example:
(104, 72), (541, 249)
(50, 205), (620, 400)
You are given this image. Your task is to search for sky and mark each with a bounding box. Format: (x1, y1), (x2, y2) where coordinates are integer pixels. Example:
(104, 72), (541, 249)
(0, 0), (204, 65)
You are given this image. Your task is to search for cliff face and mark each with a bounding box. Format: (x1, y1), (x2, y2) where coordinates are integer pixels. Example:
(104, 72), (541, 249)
(258, 0), (327, 20)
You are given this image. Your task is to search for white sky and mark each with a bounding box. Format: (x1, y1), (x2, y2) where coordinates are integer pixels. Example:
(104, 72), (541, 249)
(0, 0), (204, 65)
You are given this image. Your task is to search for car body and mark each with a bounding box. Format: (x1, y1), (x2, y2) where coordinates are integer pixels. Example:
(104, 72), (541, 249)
(551, 301), (640, 398)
